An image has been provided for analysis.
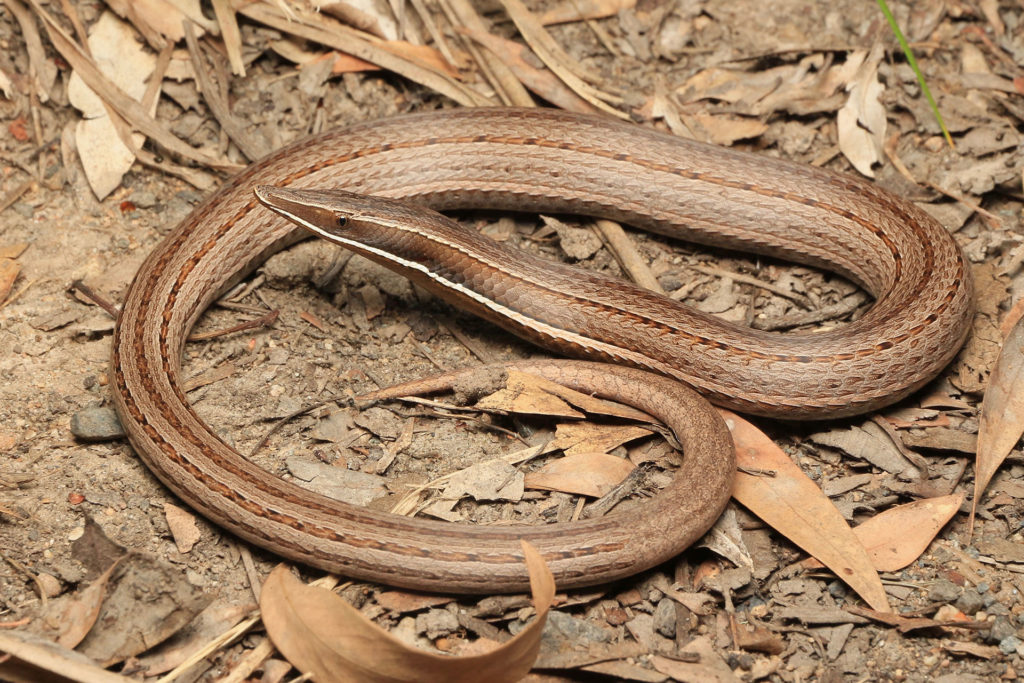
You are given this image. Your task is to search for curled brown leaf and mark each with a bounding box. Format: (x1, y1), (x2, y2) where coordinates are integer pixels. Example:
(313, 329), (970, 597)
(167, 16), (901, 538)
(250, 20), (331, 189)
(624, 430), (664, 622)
(260, 541), (555, 682)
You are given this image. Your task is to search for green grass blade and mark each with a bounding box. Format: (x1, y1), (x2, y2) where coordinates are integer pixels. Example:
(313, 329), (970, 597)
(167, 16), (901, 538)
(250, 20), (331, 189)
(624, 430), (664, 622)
(875, 0), (954, 149)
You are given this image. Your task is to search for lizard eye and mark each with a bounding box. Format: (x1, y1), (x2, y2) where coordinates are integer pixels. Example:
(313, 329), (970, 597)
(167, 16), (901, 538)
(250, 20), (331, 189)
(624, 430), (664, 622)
(337, 215), (348, 228)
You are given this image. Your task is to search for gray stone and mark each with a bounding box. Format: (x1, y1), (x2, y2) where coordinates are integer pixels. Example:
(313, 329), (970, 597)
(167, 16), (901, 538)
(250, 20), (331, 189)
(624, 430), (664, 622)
(998, 635), (1021, 655)
(927, 579), (960, 603)
(986, 616), (1017, 644)
(70, 406), (125, 442)
(653, 597), (676, 638)
(955, 588), (984, 616)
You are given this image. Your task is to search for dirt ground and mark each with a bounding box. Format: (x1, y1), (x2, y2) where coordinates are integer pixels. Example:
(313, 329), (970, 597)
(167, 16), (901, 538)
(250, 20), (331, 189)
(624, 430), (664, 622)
(1, 0), (1023, 681)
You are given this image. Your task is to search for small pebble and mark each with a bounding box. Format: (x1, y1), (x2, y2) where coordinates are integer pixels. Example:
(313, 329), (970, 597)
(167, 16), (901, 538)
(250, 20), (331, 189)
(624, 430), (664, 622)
(828, 580), (848, 599)
(927, 579), (960, 603)
(986, 600), (1009, 615)
(955, 588), (984, 615)
(653, 598), (676, 638)
(70, 406), (125, 442)
(987, 616), (1016, 644)
(999, 635), (1022, 655)
(12, 202), (34, 218)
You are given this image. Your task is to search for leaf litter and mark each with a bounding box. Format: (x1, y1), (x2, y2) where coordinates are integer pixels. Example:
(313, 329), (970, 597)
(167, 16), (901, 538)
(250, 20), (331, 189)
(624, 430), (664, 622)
(3, 0), (1024, 680)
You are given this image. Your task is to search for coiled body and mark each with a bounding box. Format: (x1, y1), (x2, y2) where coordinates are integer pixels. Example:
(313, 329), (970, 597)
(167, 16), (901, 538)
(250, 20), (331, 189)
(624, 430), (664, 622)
(111, 108), (973, 591)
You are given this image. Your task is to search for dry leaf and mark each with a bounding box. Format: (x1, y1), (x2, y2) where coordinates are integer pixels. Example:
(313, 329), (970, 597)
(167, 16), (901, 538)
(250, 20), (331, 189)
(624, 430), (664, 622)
(381, 40), (461, 80)
(837, 44), (886, 177)
(443, 459), (524, 502)
(106, 0), (210, 42)
(211, 0), (245, 75)
(134, 600), (255, 676)
(650, 636), (739, 681)
(55, 560), (120, 649)
(524, 452), (633, 497)
(976, 0), (1005, 35)
(260, 541), (555, 682)
(498, 0), (628, 119)
(326, 51), (380, 74)
(529, 376), (652, 421)
(477, 370), (651, 423)
(67, 12), (156, 199)
(678, 60), (843, 117)
(4, 0), (57, 102)
(319, 0), (399, 40)
(976, 537), (1024, 563)
(73, 554), (211, 666)
(299, 310), (328, 331)
(269, 39), (377, 74)
(678, 66), (772, 104)
(544, 215), (603, 260)
(276, 26), (458, 79)
(548, 421), (652, 457)
(0, 258), (20, 305)
(803, 494), (963, 573)
(943, 641), (1000, 659)
(690, 112), (768, 145)
(32, 1), (237, 173)
(286, 457), (387, 506)
(374, 591), (453, 614)
(164, 503), (201, 554)
(0, 630), (130, 683)
(732, 618), (786, 654)
(808, 422), (915, 475)
(358, 283), (386, 320)
(951, 263), (1008, 395)
(310, 408), (356, 442)
(853, 494), (963, 571)
(722, 410), (891, 613)
(458, 27), (598, 114)
(539, 0), (636, 25)
(845, 605), (983, 635)
(972, 313), (1024, 527)
(181, 361), (236, 392)
(476, 370), (583, 418)
(238, 2), (485, 107)
(884, 409), (949, 429)
(0, 243), (29, 259)
(699, 508), (754, 570)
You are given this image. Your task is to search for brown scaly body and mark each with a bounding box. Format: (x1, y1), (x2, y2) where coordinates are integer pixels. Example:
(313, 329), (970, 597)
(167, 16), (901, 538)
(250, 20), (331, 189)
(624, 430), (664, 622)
(112, 108), (972, 592)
